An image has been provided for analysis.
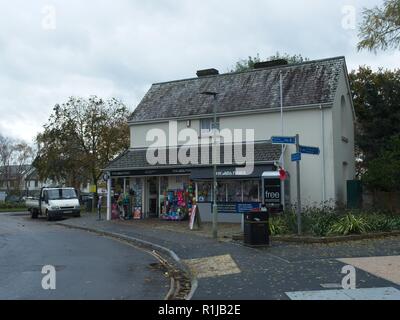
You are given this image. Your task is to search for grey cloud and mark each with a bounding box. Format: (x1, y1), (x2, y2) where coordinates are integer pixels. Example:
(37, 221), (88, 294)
(0, 0), (399, 142)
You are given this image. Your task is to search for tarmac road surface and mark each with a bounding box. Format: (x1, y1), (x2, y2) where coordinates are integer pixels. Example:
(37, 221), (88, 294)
(0, 212), (169, 300)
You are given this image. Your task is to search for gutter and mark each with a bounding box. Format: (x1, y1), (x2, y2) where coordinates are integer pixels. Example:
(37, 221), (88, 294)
(128, 102), (333, 125)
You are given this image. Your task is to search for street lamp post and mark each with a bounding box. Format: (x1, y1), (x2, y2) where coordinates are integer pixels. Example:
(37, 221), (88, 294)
(200, 91), (219, 239)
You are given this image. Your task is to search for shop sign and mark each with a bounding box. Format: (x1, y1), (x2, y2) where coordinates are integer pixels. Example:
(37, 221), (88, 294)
(217, 203), (237, 214)
(110, 168), (192, 177)
(264, 185), (281, 204)
(217, 202), (261, 214)
(237, 202), (261, 213)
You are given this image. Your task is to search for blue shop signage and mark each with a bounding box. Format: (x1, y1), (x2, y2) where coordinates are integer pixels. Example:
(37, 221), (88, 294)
(217, 202), (261, 214)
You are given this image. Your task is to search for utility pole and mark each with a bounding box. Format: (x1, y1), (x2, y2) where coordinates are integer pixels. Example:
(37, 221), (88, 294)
(280, 71), (284, 167)
(200, 91), (219, 239)
(295, 134), (302, 235)
(212, 93), (218, 240)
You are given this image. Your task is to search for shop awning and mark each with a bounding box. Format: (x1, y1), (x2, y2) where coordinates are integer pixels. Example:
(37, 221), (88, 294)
(105, 141), (282, 176)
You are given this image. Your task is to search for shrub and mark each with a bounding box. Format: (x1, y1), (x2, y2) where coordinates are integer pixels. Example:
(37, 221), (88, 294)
(269, 206), (400, 237)
(0, 202), (26, 210)
(281, 212), (299, 234)
(309, 213), (339, 237)
(363, 214), (400, 232)
(269, 217), (289, 236)
(329, 213), (369, 235)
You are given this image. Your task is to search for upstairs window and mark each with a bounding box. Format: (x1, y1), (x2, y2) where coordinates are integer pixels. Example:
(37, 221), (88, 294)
(200, 118), (220, 136)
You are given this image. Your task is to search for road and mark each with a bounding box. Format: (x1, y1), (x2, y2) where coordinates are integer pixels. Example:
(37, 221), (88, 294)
(0, 212), (169, 300)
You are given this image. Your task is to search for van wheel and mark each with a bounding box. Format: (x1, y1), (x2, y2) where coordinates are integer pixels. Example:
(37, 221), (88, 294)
(31, 209), (38, 219)
(46, 210), (53, 221)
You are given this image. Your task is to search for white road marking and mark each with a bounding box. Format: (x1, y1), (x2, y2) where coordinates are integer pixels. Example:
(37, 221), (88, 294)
(286, 287), (400, 300)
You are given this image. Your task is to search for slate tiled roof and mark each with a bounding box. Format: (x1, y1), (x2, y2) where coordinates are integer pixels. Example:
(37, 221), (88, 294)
(105, 141), (281, 171)
(130, 57), (345, 122)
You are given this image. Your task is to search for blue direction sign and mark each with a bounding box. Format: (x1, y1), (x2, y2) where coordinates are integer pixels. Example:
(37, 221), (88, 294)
(299, 145), (320, 155)
(291, 152), (302, 162)
(271, 136), (296, 145)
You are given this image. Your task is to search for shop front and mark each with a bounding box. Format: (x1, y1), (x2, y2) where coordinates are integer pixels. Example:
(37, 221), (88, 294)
(190, 165), (274, 223)
(108, 164), (276, 223)
(109, 168), (195, 221)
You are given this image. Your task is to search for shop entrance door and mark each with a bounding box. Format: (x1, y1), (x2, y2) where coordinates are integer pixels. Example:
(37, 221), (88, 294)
(147, 177), (158, 218)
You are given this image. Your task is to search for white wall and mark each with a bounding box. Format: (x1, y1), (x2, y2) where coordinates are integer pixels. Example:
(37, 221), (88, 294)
(131, 120), (201, 148)
(222, 108), (336, 206)
(331, 69), (356, 205)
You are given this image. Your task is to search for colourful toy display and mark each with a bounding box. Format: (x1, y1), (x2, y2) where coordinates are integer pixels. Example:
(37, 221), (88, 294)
(160, 183), (195, 221)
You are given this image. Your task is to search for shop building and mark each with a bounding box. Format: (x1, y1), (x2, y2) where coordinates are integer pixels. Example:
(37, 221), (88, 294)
(104, 56), (356, 222)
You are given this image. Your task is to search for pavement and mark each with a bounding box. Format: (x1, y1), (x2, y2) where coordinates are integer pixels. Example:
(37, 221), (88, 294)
(0, 212), (170, 300)
(55, 212), (400, 300)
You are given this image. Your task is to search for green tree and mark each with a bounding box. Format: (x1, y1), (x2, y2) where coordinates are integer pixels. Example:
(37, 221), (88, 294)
(363, 135), (400, 191)
(231, 52), (309, 72)
(358, 0), (400, 51)
(349, 66), (400, 175)
(35, 96), (130, 195)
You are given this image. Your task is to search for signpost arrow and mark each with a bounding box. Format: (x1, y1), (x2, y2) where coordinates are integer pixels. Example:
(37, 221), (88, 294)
(291, 152), (302, 162)
(271, 136), (296, 145)
(299, 145), (320, 155)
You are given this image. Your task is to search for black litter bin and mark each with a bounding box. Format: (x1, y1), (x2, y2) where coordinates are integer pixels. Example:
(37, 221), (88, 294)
(244, 209), (270, 246)
(86, 198), (93, 212)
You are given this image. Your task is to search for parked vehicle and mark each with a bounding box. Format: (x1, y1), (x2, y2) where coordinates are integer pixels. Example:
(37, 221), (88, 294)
(26, 187), (81, 221)
(0, 191), (6, 202)
(5, 195), (24, 204)
(79, 193), (94, 205)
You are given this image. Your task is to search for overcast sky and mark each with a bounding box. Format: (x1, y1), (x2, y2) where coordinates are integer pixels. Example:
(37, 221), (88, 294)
(1, 0), (399, 143)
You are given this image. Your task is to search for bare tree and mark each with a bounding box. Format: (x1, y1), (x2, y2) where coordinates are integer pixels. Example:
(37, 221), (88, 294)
(0, 134), (15, 192)
(0, 134), (34, 193)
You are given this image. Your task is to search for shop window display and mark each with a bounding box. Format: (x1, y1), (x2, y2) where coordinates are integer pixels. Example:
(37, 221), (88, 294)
(160, 181), (195, 221)
(130, 179), (143, 219)
(217, 182), (227, 202)
(197, 182), (212, 202)
(243, 180), (260, 202)
(227, 181), (243, 202)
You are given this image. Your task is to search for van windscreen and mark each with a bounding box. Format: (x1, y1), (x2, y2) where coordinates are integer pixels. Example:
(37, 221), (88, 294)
(47, 189), (77, 200)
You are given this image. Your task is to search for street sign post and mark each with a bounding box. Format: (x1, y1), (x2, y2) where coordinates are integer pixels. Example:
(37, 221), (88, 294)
(295, 134), (302, 235)
(270, 134), (320, 236)
(291, 152), (302, 162)
(299, 146), (321, 155)
(272, 136), (296, 145)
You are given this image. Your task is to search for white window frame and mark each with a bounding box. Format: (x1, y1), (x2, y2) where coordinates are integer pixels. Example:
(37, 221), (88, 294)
(200, 118), (220, 137)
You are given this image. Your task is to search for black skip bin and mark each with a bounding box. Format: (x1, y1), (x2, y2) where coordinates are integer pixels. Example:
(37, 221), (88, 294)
(243, 208), (270, 247)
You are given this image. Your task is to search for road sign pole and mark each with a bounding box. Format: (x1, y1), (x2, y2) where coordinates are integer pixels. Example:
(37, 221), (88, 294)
(296, 134), (302, 235)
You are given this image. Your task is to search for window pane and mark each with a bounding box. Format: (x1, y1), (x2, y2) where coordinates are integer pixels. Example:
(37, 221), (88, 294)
(201, 119), (212, 130)
(243, 181), (259, 202)
(227, 181), (242, 202)
(217, 182), (226, 202)
(201, 118), (220, 131)
(197, 182), (212, 202)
